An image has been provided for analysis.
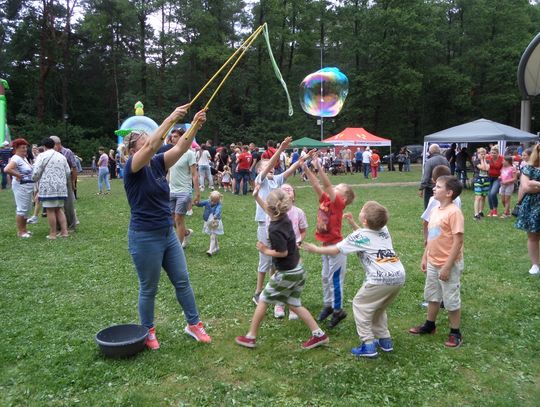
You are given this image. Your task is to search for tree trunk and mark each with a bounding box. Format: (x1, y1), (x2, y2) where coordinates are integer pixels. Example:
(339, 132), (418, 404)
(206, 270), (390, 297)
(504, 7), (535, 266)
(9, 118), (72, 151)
(286, 4), (296, 80)
(61, 0), (76, 127)
(37, 0), (56, 122)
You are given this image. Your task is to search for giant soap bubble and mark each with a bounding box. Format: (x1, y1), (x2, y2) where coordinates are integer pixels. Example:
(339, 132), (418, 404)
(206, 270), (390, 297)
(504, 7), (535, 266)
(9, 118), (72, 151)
(299, 67), (349, 117)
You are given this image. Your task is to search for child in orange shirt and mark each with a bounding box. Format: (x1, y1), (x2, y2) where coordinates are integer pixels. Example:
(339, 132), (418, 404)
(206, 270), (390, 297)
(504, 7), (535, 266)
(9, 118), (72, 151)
(409, 176), (464, 348)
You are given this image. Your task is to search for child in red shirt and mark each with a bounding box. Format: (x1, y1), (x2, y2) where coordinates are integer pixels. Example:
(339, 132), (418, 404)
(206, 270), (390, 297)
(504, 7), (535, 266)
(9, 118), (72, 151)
(303, 158), (355, 328)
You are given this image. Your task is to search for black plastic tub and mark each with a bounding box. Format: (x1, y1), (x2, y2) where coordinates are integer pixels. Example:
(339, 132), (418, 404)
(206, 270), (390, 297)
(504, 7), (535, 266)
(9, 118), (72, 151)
(95, 324), (149, 358)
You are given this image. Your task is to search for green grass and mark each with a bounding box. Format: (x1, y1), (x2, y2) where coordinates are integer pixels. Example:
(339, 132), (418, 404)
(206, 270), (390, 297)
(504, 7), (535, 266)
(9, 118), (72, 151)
(0, 165), (539, 406)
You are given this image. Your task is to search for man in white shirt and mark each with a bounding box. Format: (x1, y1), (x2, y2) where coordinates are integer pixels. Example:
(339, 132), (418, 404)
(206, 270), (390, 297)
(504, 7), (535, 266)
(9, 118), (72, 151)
(362, 147), (372, 179)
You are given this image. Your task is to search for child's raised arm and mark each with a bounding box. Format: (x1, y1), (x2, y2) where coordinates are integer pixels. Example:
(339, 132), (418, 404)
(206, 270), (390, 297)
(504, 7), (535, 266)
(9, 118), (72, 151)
(282, 148), (317, 179)
(259, 136), (293, 181)
(302, 163), (324, 198)
(312, 157), (336, 201)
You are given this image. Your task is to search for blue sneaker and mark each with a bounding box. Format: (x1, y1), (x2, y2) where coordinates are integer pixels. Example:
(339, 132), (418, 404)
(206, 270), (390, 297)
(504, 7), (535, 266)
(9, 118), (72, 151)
(351, 342), (378, 358)
(376, 337), (393, 352)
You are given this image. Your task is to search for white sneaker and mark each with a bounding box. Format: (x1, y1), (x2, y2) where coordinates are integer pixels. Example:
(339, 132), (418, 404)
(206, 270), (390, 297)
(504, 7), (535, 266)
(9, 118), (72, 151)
(186, 209), (193, 216)
(274, 304), (285, 319)
(289, 310), (298, 320)
(26, 216), (38, 224)
(529, 264), (540, 275)
(182, 229), (193, 248)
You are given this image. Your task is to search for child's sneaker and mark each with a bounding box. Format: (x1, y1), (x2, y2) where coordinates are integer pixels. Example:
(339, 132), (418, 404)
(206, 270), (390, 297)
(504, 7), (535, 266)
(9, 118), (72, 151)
(327, 309), (347, 329)
(317, 306), (334, 321)
(184, 321), (211, 343)
(301, 334), (329, 349)
(376, 337), (394, 352)
(186, 209), (193, 216)
(235, 335), (256, 348)
(182, 229), (193, 248)
(289, 310), (299, 320)
(444, 332), (463, 348)
(145, 327), (160, 350)
(26, 216), (38, 224)
(351, 342), (378, 358)
(408, 323), (436, 335)
(274, 304), (285, 318)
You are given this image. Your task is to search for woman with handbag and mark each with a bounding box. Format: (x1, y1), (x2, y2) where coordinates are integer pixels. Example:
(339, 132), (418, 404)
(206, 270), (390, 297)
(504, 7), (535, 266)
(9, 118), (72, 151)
(32, 137), (70, 240)
(515, 144), (540, 275)
(4, 138), (34, 238)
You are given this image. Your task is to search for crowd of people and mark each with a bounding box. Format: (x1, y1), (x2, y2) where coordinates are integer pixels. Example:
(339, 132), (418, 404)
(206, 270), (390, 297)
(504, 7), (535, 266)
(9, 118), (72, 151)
(2, 118), (538, 357)
(2, 135), (80, 239)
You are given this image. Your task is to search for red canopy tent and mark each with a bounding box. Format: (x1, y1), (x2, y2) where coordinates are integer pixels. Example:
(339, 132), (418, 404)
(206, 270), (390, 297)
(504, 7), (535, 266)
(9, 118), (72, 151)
(323, 128), (392, 147)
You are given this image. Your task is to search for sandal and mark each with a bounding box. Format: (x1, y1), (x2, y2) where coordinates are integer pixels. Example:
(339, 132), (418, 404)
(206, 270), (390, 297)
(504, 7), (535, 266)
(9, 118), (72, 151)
(46, 235), (56, 240)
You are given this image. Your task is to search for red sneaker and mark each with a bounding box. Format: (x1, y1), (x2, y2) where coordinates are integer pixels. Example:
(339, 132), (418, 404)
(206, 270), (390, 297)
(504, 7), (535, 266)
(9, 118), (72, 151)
(235, 335), (256, 348)
(444, 332), (463, 348)
(184, 321), (212, 343)
(301, 334), (329, 349)
(145, 327), (160, 350)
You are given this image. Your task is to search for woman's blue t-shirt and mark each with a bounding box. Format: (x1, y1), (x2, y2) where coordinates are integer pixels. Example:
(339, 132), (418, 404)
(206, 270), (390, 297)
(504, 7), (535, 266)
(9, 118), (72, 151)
(124, 154), (172, 231)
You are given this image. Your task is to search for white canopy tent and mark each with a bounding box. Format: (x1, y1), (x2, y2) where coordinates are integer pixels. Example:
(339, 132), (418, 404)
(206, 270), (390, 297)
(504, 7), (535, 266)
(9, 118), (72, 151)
(422, 118), (538, 166)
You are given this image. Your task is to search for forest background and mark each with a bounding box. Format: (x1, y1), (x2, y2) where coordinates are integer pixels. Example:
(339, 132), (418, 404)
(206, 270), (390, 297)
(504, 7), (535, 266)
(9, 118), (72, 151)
(1, 0), (540, 161)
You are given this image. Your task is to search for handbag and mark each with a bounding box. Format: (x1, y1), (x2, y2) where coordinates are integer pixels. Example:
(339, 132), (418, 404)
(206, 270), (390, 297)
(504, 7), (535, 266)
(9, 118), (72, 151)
(512, 195), (526, 217)
(32, 151), (55, 182)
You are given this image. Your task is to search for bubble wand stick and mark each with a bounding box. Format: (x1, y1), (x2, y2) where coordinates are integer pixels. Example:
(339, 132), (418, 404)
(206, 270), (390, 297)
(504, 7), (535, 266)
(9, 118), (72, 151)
(163, 23), (293, 140)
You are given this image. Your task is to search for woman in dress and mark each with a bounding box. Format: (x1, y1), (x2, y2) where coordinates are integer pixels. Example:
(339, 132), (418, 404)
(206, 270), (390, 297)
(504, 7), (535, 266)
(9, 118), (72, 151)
(32, 137), (70, 240)
(123, 104), (211, 349)
(4, 138), (34, 237)
(516, 144), (540, 275)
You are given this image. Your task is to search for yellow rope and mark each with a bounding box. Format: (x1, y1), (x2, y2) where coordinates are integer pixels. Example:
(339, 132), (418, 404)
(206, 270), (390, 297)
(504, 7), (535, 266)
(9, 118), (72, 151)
(189, 24), (265, 108)
(174, 23), (266, 139)
(203, 25), (264, 109)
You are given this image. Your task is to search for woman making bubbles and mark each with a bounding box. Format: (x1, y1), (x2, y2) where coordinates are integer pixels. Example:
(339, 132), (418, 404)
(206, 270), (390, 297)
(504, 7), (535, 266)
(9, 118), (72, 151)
(123, 104), (211, 349)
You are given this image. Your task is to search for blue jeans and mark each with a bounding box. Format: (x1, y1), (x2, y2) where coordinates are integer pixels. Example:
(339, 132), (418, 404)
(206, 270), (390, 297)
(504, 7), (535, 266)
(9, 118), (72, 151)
(198, 164), (214, 189)
(98, 167), (110, 192)
(128, 226), (200, 328)
(488, 177), (500, 210)
(235, 170), (250, 194)
(404, 158), (411, 172)
(363, 163), (370, 178)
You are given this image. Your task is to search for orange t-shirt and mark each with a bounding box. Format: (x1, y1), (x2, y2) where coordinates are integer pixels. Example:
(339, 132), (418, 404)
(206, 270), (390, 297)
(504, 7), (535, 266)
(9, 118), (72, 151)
(426, 203), (464, 267)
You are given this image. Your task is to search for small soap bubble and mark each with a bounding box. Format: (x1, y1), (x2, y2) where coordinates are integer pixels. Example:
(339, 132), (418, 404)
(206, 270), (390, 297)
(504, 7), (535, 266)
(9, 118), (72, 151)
(299, 67), (349, 117)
